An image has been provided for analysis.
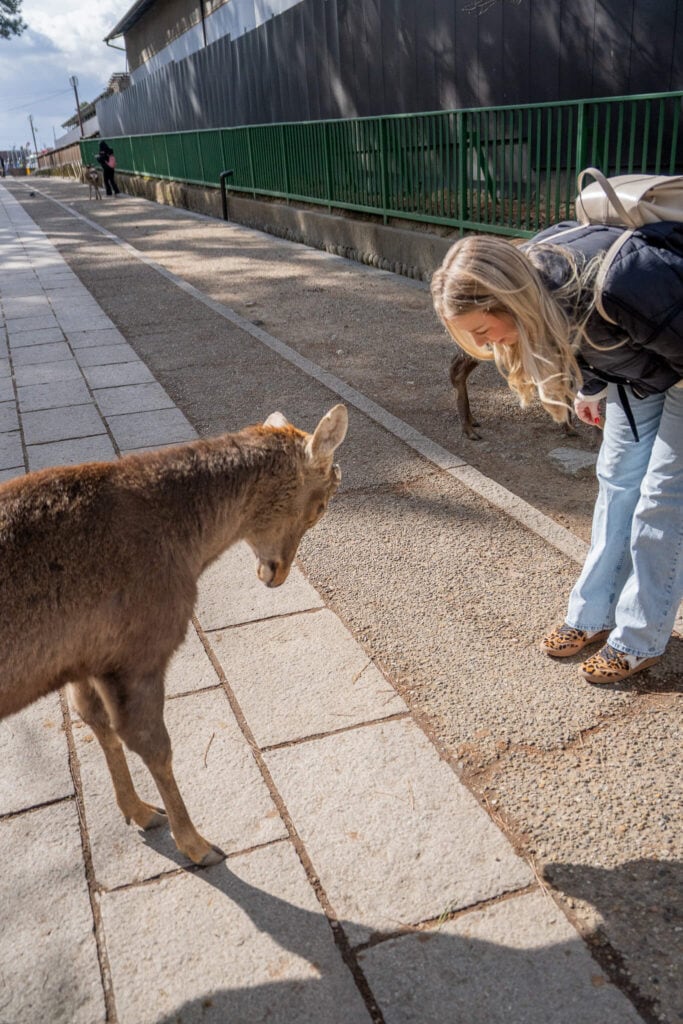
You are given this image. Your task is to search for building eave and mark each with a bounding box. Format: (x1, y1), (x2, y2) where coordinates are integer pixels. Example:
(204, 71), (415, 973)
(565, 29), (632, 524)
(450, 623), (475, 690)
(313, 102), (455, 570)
(104, 0), (159, 41)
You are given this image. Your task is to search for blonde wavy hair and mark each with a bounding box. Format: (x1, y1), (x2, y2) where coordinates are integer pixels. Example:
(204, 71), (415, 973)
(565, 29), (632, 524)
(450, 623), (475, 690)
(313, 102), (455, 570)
(430, 234), (600, 422)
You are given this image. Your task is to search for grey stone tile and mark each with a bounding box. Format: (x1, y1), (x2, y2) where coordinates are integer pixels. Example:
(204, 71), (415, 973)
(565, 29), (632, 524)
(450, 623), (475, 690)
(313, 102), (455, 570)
(14, 359), (83, 387)
(210, 610), (407, 747)
(22, 403), (107, 445)
(72, 689), (286, 888)
(76, 342), (141, 367)
(93, 381), (175, 416)
(0, 466), (24, 482)
(165, 624), (221, 696)
(0, 281), (43, 296)
(27, 434), (116, 471)
(0, 802), (106, 1024)
(0, 694), (73, 814)
(100, 843), (369, 1024)
(7, 326), (66, 347)
(0, 430), (23, 470)
(0, 401), (19, 432)
(11, 341), (73, 366)
(106, 407), (197, 450)
(82, 361), (155, 388)
(359, 891), (643, 1024)
(18, 378), (93, 412)
(196, 543), (324, 631)
(2, 295), (51, 318)
(57, 316), (114, 333)
(6, 313), (59, 334)
(0, 357), (10, 379)
(264, 718), (533, 945)
(67, 327), (128, 349)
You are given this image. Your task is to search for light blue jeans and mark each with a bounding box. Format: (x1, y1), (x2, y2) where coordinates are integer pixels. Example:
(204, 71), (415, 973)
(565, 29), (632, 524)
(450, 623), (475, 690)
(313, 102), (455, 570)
(566, 382), (683, 658)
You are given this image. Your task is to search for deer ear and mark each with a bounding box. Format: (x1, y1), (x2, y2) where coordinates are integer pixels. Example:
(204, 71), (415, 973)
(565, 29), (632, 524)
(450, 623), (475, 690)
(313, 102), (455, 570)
(264, 411), (289, 428)
(306, 405), (348, 465)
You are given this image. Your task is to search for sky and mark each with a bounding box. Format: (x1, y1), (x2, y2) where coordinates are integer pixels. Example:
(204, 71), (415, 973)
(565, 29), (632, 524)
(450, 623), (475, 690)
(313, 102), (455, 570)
(0, 0), (133, 152)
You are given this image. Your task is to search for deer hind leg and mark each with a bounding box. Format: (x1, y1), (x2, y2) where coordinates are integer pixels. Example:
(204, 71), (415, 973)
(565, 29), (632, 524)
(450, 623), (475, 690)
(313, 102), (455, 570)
(68, 680), (167, 831)
(449, 352), (482, 440)
(95, 669), (225, 867)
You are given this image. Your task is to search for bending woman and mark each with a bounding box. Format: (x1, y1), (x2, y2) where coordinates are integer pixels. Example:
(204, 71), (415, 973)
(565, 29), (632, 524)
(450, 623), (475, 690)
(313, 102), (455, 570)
(431, 221), (683, 683)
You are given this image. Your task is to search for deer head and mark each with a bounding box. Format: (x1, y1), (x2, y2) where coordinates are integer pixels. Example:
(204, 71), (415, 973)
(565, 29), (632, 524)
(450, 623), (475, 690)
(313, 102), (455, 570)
(245, 404), (348, 587)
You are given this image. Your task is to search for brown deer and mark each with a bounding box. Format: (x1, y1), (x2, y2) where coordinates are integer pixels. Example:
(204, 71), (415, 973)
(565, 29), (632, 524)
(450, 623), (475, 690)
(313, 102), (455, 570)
(449, 350), (577, 439)
(81, 164), (101, 200)
(0, 405), (347, 866)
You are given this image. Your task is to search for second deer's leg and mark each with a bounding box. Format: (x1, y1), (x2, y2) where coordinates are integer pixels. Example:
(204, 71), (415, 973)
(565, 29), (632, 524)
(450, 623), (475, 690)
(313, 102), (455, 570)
(449, 352), (482, 440)
(68, 680), (167, 830)
(95, 670), (225, 867)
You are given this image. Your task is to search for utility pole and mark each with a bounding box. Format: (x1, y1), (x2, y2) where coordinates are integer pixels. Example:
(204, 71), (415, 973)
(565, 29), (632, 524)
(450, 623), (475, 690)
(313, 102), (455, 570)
(69, 75), (84, 137)
(28, 114), (38, 155)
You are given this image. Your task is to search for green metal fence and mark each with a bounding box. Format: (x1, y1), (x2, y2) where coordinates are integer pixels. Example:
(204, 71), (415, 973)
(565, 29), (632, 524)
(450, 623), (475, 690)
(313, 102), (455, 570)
(82, 90), (683, 237)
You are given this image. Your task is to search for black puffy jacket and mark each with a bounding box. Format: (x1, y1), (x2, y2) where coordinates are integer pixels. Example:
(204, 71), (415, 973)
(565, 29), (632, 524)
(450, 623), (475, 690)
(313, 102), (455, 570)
(524, 220), (683, 396)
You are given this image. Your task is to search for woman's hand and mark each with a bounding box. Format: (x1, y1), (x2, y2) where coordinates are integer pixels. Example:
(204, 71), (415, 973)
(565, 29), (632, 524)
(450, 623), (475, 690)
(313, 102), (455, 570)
(574, 395), (603, 428)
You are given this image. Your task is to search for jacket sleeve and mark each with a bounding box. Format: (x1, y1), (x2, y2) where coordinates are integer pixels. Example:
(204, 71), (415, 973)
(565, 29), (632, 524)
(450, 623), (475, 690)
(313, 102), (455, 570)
(600, 230), (683, 377)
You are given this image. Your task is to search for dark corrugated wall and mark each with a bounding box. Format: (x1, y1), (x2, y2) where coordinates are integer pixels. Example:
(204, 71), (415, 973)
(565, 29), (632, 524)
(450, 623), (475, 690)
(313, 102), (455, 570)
(96, 0), (683, 138)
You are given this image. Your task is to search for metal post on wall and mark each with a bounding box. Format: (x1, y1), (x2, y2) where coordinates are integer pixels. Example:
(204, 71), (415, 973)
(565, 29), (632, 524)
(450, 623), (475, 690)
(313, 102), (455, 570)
(220, 169), (235, 220)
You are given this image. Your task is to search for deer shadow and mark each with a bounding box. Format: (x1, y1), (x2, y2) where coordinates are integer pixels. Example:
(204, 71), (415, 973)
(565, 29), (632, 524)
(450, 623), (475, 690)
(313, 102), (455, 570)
(137, 836), (661, 1024)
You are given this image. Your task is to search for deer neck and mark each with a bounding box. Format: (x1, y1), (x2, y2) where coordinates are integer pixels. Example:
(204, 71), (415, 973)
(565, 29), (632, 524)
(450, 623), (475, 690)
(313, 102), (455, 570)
(146, 432), (301, 571)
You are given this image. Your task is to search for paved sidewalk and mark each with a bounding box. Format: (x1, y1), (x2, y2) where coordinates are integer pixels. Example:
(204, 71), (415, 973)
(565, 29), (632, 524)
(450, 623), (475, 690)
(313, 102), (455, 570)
(0, 183), (646, 1023)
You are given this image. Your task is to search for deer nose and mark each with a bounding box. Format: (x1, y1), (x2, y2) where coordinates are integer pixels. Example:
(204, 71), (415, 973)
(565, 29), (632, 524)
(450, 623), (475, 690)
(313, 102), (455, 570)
(256, 559), (290, 588)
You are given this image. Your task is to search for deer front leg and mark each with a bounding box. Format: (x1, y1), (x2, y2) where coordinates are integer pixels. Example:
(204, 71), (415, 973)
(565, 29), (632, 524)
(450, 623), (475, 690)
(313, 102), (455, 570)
(449, 351), (482, 440)
(98, 671), (225, 867)
(68, 681), (167, 831)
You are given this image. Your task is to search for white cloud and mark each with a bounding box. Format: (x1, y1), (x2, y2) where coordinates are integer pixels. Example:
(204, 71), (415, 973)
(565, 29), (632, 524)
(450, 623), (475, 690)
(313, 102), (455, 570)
(0, 0), (132, 149)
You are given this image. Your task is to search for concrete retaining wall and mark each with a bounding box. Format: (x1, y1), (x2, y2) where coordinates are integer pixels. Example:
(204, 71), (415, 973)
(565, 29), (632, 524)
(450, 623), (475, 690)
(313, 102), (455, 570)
(107, 173), (458, 282)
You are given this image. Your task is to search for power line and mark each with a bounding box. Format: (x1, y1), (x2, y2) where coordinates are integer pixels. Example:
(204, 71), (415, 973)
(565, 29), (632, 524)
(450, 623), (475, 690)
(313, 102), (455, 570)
(4, 88), (73, 113)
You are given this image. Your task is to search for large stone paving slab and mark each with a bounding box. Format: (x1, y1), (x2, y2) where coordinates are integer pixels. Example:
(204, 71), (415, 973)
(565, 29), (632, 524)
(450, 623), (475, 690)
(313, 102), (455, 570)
(106, 406), (197, 449)
(27, 433), (116, 470)
(358, 891), (643, 1024)
(100, 843), (371, 1024)
(265, 718), (533, 946)
(0, 802), (106, 1024)
(210, 609), (407, 746)
(21, 402), (107, 444)
(196, 543), (324, 630)
(17, 377), (93, 411)
(0, 429), (23, 469)
(165, 622), (222, 696)
(72, 688), (286, 888)
(0, 693), (73, 814)
(93, 380), (175, 416)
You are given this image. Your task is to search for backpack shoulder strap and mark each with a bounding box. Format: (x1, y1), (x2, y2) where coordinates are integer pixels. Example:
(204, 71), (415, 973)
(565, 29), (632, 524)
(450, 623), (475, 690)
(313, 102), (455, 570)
(593, 228), (634, 325)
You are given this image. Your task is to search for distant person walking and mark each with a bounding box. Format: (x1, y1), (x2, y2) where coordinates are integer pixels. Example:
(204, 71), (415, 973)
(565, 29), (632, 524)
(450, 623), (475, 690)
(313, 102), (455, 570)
(0, 155), (5, 178)
(96, 140), (119, 196)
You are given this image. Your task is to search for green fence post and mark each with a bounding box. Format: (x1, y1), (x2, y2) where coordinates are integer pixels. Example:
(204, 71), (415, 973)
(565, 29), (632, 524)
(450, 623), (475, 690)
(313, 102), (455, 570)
(379, 118), (389, 225)
(323, 122), (332, 213)
(575, 101), (587, 175)
(247, 127), (256, 198)
(280, 124), (289, 204)
(456, 113), (469, 227)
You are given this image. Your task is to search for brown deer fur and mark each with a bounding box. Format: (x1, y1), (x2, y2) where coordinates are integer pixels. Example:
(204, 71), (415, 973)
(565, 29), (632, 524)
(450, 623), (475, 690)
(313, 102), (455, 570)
(0, 405), (347, 865)
(449, 350), (577, 440)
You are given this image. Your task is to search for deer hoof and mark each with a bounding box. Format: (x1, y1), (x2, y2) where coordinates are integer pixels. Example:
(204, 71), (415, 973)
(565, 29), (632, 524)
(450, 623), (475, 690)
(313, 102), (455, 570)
(199, 844), (226, 867)
(142, 808), (168, 830)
